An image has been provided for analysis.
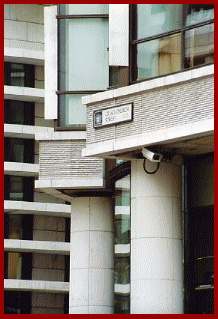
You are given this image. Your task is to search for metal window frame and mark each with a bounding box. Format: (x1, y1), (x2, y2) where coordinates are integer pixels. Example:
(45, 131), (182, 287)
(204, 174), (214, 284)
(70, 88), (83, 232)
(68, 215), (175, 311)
(129, 4), (214, 84)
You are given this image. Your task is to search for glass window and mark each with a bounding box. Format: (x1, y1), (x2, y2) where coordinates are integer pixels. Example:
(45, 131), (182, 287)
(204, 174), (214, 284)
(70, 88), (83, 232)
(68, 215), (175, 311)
(4, 175), (34, 202)
(135, 33), (181, 81)
(10, 176), (24, 201)
(4, 138), (34, 163)
(59, 94), (87, 127)
(186, 4), (214, 26)
(115, 256), (130, 284)
(184, 23), (214, 69)
(136, 4), (182, 39)
(4, 62), (34, 88)
(114, 294), (130, 314)
(59, 18), (109, 91)
(4, 100), (34, 125)
(59, 4), (109, 15)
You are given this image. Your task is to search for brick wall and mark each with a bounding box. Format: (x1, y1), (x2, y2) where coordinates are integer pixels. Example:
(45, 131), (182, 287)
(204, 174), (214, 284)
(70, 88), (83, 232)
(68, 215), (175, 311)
(86, 75), (214, 145)
(39, 140), (104, 180)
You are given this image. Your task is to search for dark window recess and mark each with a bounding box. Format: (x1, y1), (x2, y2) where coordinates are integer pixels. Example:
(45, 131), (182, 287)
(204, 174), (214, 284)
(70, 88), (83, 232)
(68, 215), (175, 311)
(64, 255), (70, 282)
(22, 215), (33, 240)
(65, 217), (71, 243)
(64, 294), (69, 314)
(4, 175), (34, 202)
(21, 253), (32, 280)
(4, 100), (34, 125)
(4, 137), (34, 164)
(4, 62), (34, 88)
(4, 291), (32, 314)
(4, 213), (9, 239)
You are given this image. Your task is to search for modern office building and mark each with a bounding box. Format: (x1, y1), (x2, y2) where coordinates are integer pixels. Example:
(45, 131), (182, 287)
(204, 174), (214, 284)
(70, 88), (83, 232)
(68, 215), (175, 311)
(4, 4), (214, 314)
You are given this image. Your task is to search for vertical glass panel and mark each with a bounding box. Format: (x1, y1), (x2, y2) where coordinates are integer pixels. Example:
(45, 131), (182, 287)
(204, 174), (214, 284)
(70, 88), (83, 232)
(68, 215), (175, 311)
(115, 216), (130, 245)
(8, 252), (22, 279)
(136, 4), (182, 39)
(114, 174), (130, 245)
(8, 215), (22, 239)
(185, 24), (214, 69)
(59, 94), (87, 128)
(186, 4), (214, 26)
(136, 33), (181, 81)
(10, 176), (23, 201)
(59, 18), (109, 91)
(109, 66), (119, 87)
(115, 256), (130, 284)
(114, 294), (130, 314)
(10, 63), (25, 87)
(59, 4), (109, 15)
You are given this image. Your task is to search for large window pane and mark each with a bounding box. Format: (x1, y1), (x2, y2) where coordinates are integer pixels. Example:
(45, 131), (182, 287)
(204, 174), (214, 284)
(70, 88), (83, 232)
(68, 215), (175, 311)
(136, 4), (182, 39)
(186, 4), (214, 26)
(59, 18), (108, 91)
(59, 94), (87, 128)
(59, 4), (108, 15)
(4, 138), (34, 163)
(185, 24), (214, 69)
(136, 33), (181, 81)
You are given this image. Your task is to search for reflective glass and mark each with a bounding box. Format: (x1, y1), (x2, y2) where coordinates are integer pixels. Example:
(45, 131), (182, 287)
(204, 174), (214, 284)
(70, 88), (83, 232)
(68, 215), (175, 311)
(114, 216), (130, 245)
(10, 176), (23, 201)
(59, 94), (87, 128)
(136, 33), (181, 81)
(115, 256), (130, 284)
(59, 18), (109, 91)
(59, 4), (108, 15)
(114, 294), (130, 314)
(186, 4), (214, 26)
(185, 24), (214, 69)
(137, 4), (182, 39)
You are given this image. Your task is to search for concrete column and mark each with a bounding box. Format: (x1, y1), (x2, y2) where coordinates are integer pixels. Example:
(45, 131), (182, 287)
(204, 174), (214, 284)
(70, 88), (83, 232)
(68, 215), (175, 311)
(130, 159), (183, 314)
(69, 197), (114, 314)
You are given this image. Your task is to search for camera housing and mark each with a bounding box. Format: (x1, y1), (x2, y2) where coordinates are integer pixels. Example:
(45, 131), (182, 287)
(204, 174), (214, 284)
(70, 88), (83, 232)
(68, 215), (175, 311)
(142, 147), (163, 163)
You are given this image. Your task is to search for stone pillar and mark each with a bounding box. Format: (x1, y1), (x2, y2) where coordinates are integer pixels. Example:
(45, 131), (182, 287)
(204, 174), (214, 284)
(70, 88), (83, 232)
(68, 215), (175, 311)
(69, 197), (114, 314)
(130, 159), (183, 314)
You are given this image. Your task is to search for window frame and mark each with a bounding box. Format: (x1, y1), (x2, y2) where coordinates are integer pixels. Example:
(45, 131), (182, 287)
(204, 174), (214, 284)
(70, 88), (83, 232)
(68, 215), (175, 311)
(129, 4), (214, 84)
(56, 5), (109, 130)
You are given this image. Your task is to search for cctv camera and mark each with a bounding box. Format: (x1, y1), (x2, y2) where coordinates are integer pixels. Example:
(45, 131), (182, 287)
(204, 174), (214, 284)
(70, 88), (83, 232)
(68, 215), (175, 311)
(142, 148), (163, 163)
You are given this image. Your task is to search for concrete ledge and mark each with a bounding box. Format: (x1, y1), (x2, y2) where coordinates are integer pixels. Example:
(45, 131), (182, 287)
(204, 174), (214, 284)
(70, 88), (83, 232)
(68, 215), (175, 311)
(115, 244), (130, 255)
(4, 200), (71, 217)
(4, 279), (69, 293)
(4, 85), (44, 103)
(4, 47), (44, 66)
(35, 177), (104, 190)
(4, 162), (39, 176)
(4, 124), (54, 139)
(83, 119), (214, 158)
(82, 65), (214, 106)
(35, 131), (86, 141)
(114, 284), (130, 294)
(4, 239), (70, 255)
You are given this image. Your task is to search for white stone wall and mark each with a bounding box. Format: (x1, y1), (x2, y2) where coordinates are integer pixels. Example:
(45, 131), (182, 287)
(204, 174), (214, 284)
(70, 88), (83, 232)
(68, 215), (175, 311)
(4, 4), (44, 51)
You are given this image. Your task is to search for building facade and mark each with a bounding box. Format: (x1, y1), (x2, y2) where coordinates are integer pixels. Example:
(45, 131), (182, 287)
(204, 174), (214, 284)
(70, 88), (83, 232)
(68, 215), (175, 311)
(4, 4), (214, 314)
